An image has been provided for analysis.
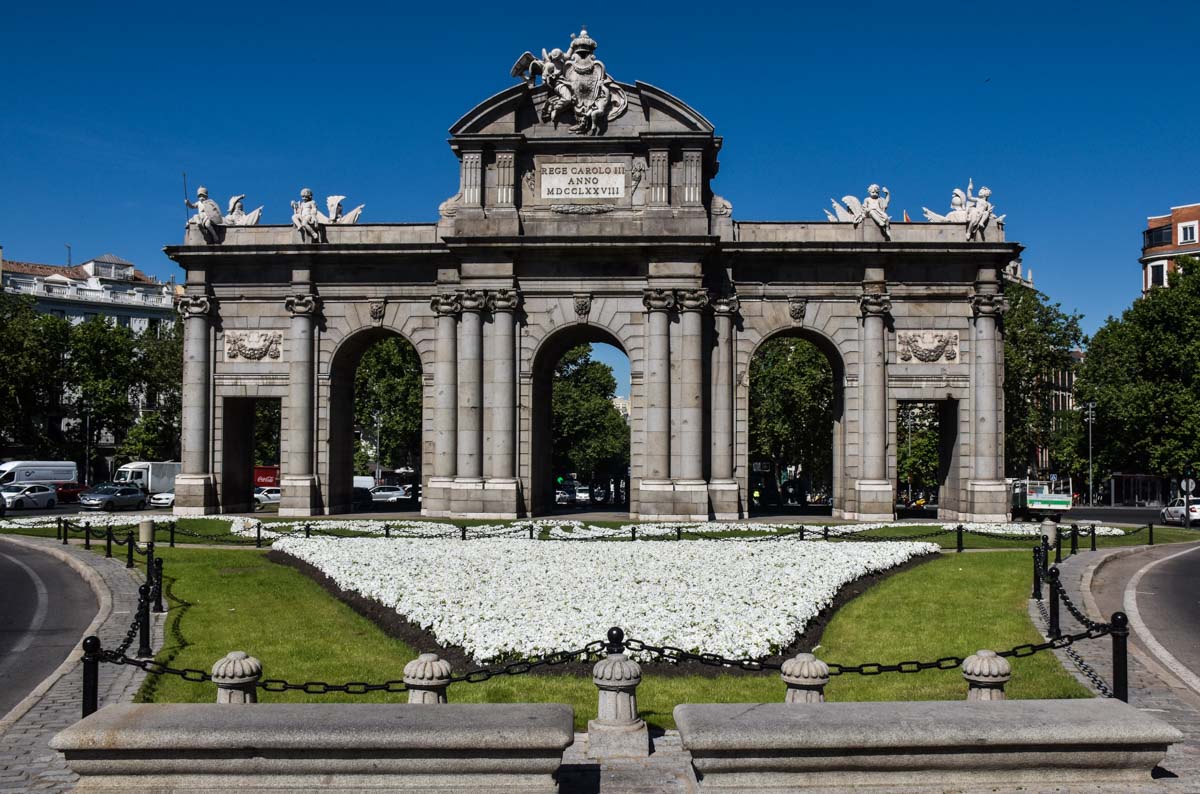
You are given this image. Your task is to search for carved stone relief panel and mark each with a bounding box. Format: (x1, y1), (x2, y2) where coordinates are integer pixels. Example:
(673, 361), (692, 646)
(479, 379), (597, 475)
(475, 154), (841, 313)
(897, 330), (959, 363)
(225, 330), (283, 361)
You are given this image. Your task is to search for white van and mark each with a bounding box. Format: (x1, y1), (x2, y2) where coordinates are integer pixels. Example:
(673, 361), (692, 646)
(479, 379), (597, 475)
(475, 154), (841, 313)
(0, 460), (78, 486)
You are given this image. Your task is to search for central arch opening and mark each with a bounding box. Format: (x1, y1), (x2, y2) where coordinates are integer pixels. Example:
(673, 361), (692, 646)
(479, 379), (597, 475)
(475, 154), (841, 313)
(529, 327), (631, 518)
(747, 331), (843, 517)
(326, 329), (424, 515)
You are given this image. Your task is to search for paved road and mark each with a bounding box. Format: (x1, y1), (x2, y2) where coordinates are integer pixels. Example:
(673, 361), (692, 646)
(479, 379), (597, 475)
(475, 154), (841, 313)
(0, 544), (97, 718)
(1134, 544), (1200, 681)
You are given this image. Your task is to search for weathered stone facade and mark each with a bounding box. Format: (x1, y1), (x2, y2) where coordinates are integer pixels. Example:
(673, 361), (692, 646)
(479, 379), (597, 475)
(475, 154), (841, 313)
(168, 73), (1016, 522)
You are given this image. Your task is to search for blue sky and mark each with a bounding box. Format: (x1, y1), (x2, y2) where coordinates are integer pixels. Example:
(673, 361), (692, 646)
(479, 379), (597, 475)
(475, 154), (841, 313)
(3, 2), (1198, 398)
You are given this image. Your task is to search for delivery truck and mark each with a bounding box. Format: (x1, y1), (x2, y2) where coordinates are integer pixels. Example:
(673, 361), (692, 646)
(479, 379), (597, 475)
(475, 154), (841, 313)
(114, 461), (182, 495)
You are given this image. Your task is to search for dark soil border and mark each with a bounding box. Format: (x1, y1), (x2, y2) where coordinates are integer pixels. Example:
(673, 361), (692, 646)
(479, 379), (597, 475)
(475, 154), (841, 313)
(267, 548), (936, 678)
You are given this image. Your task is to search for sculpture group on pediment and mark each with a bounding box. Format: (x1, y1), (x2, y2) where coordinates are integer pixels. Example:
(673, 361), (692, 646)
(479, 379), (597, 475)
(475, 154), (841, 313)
(922, 179), (1005, 241)
(185, 187), (263, 242)
(289, 189), (364, 243)
(224, 194), (263, 226)
(827, 185), (892, 241)
(511, 28), (628, 135)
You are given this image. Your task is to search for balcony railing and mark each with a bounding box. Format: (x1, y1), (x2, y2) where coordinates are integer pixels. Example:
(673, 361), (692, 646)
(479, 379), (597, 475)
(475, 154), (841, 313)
(3, 279), (174, 308)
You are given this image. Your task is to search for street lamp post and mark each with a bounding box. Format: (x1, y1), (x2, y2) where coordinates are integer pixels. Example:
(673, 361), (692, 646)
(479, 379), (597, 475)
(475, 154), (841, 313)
(1085, 402), (1095, 507)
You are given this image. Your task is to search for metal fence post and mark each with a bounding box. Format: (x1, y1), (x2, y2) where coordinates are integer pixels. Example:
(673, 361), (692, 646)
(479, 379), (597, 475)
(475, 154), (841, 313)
(798, 527), (806, 541)
(460, 525), (467, 541)
(81, 636), (100, 718)
(169, 522), (176, 548)
(1054, 532), (1063, 564)
(823, 527), (829, 540)
(83, 522), (91, 551)
(61, 518), (69, 545)
(1047, 566), (1061, 639)
(385, 524), (391, 539)
(305, 523), (312, 539)
(631, 526), (637, 541)
(1111, 611), (1129, 702)
(105, 527), (113, 559)
(256, 523), (262, 548)
(1148, 523), (1155, 546)
(1090, 524), (1097, 552)
(145, 542), (155, 587)
(528, 525), (534, 540)
(1031, 546), (1043, 600)
(956, 524), (964, 553)
(136, 584), (153, 658)
(56, 517), (63, 542)
(153, 558), (165, 614)
(126, 532), (135, 568)
(676, 526), (682, 541)
(1070, 524), (1078, 556)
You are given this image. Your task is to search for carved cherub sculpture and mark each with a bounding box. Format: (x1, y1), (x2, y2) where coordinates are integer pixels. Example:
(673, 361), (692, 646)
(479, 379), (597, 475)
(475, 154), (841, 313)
(185, 186), (223, 243)
(827, 185), (891, 240)
(965, 181), (1005, 241)
(224, 194), (263, 226)
(291, 188), (322, 243)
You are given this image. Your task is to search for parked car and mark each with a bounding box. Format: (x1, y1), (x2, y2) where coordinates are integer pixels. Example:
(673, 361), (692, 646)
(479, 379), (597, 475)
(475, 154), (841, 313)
(1160, 498), (1200, 524)
(371, 485), (411, 503)
(555, 489), (573, 505)
(575, 485), (591, 505)
(150, 491), (176, 508)
(351, 487), (374, 512)
(254, 487), (282, 510)
(2, 483), (58, 509)
(55, 482), (86, 504)
(79, 485), (146, 511)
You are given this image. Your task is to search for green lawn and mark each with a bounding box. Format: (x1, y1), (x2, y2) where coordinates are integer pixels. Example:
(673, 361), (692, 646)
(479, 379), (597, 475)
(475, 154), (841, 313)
(117, 543), (1096, 731)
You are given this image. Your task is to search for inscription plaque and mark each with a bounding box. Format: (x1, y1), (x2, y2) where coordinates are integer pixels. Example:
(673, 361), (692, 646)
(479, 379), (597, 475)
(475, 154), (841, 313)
(540, 163), (626, 199)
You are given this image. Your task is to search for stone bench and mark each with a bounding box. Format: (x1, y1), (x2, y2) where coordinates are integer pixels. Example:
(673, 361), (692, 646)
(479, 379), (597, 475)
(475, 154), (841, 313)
(51, 702), (574, 793)
(675, 699), (1182, 792)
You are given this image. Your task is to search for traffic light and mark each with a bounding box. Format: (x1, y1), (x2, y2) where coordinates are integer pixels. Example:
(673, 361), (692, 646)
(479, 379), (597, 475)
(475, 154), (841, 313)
(556, 476), (564, 484)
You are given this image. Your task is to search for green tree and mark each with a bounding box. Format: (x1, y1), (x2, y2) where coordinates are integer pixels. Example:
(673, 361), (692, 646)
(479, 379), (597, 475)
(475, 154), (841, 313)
(897, 402), (939, 496)
(1074, 256), (1200, 480)
(353, 337), (423, 475)
(67, 316), (141, 480)
(551, 345), (630, 482)
(254, 400), (281, 467)
(748, 336), (834, 490)
(0, 293), (70, 452)
(116, 318), (184, 464)
(1002, 281), (1085, 478)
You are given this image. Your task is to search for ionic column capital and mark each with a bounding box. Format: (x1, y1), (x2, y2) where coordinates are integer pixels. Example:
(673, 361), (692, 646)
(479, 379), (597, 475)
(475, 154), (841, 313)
(859, 290), (892, 318)
(431, 292), (462, 316)
(971, 293), (1009, 318)
(177, 295), (213, 318)
(492, 288), (521, 313)
(642, 288), (676, 312)
(678, 288), (710, 312)
(284, 294), (321, 316)
(459, 289), (489, 313)
(712, 293), (740, 316)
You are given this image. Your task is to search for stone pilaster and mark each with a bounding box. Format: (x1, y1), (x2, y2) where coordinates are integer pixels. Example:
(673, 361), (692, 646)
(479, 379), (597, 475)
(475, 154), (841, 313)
(709, 294), (740, 519)
(968, 291), (1010, 520)
(495, 152), (516, 207)
(280, 293), (321, 516)
(674, 288), (710, 520)
(855, 290), (894, 519)
(424, 293), (461, 517)
(174, 295), (217, 515)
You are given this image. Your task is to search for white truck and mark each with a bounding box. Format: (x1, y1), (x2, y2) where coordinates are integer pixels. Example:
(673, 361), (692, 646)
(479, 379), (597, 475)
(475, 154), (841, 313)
(0, 460), (78, 486)
(114, 461), (182, 495)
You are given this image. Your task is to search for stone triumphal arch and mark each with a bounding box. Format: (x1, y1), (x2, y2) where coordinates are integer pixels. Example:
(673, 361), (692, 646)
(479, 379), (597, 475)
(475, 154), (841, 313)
(170, 31), (1015, 522)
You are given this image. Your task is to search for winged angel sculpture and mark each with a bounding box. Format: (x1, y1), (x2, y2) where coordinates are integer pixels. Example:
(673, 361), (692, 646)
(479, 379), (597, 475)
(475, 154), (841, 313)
(511, 28), (628, 135)
(825, 185), (892, 241)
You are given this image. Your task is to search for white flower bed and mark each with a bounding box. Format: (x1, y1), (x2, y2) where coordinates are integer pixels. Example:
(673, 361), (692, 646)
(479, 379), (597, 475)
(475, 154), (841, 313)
(273, 535), (939, 662)
(543, 520), (1126, 540)
(0, 513), (178, 530)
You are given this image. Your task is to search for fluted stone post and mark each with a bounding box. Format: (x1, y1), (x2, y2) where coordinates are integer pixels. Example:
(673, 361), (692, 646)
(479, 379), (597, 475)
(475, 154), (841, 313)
(969, 291), (1009, 519)
(710, 295), (739, 519)
(281, 294), (320, 516)
(642, 290), (675, 483)
(457, 290), (487, 481)
(212, 651), (262, 704)
(781, 652), (830, 703)
(962, 649), (1012, 701)
(403, 652), (452, 704)
(676, 289), (708, 483)
(490, 290), (519, 481)
(431, 293), (461, 479)
(856, 290), (893, 518)
(588, 628), (649, 759)
(175, 296), (214, 513)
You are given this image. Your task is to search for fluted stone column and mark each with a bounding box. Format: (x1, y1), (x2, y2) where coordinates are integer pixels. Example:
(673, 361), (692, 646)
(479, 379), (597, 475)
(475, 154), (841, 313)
(856, 290), (893, 519)
(456, 290), (487, 481)
(280, 294), (320, 516)
(969, 291), (1009, 519)
(490, 290), (519, 481)
(676, 289), (708, 483)
(174, 295), (215, 514)
(431, 293), (461, 479)
(709, 295), (739, 519)
(642, 289), (675, 483)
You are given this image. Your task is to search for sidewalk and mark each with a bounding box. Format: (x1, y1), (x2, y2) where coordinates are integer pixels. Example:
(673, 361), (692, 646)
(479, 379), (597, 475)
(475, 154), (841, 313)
(1046, 543), (1200, 788)
(0, 535), (165, 792)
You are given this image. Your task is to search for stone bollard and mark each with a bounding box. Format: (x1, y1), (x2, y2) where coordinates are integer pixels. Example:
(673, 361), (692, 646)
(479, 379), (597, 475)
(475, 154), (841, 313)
(588, 628), (649, 759)
(139, 519), (155, 545)
(403, 653), (452, 704)
(962, 650), (1012, 701)
(781, 652), (830, 703)
(211, 651), (263, 704)
(1041, 518), (1057, 548)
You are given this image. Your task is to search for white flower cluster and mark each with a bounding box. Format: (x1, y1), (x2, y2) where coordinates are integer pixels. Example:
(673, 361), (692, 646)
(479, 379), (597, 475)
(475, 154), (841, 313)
(544, 520), (1126, 539)
(0, 514), (179, 530)
(273, 536), (938, 662)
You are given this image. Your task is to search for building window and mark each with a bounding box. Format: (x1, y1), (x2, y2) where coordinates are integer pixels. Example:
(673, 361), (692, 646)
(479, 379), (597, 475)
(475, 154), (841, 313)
(1144, 225), (1171, 248)
(1180, 222), (1198, 245)
(1151, 263), (1166, 288)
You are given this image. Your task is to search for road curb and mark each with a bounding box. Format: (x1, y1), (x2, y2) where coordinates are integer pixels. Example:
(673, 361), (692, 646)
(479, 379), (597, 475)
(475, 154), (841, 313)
(0, 535), (114, 735)
(1123, 545), (1200, 699)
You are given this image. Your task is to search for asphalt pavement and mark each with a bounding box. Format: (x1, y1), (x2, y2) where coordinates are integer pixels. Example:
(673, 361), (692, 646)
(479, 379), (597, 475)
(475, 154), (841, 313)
(1133, 544), (1200, 683)
(0, 542), (97, 718)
